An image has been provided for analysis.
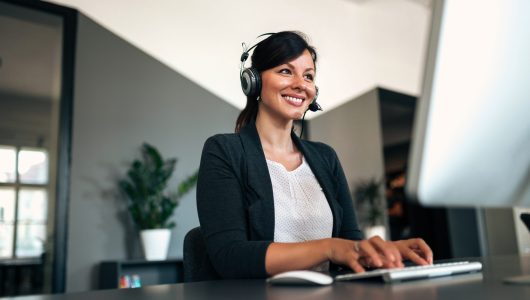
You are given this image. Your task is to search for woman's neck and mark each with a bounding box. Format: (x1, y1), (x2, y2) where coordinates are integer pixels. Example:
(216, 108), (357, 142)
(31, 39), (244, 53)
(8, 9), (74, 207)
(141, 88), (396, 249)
(255, 111), (294, 154)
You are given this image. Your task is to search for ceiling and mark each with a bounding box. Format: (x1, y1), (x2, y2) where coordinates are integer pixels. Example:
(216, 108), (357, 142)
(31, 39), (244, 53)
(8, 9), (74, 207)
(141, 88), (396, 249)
(6, 0), (432, 118)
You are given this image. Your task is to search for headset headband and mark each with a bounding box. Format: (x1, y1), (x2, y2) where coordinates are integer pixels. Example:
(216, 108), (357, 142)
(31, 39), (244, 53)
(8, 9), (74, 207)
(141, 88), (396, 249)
(240, 33), (276, 63)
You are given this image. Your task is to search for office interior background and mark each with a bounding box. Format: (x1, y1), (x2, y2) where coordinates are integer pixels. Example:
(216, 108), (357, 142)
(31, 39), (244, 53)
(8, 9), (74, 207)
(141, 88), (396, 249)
(0, 0), (529, 296)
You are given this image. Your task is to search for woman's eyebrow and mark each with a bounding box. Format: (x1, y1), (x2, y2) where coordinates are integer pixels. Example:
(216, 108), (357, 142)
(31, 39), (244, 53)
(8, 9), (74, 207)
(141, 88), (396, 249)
(284, 62), (315, 72)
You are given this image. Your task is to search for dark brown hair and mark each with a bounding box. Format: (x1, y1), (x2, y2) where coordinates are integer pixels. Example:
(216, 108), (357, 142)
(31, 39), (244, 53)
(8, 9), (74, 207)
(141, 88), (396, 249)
(235, 31), (317, 133)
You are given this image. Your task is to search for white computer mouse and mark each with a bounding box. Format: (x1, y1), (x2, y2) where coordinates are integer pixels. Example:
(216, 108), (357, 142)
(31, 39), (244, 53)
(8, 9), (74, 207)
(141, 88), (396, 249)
(267, 270), (334, 286)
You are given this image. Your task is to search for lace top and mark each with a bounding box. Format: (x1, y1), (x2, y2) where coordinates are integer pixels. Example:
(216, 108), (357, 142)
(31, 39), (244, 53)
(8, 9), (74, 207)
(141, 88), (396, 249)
(266, 156), (333, 271)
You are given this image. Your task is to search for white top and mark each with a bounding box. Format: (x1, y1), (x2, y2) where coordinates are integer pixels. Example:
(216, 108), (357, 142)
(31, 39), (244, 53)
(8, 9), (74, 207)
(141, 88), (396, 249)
(266, 156), (333, 271)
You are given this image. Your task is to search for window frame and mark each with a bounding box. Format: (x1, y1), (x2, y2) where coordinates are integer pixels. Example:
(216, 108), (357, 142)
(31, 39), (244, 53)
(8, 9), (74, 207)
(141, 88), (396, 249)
(0, 145), (49, 259)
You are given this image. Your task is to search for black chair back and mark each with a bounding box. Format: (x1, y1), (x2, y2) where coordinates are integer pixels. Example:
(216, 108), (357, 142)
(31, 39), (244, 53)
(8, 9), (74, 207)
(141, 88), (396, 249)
(183, 227), (220, 282)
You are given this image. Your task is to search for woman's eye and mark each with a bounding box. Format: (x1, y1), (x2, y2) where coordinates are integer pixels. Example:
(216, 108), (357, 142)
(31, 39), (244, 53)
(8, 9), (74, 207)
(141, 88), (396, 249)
(304, 74), (314, 81)
(279, 68), (291, 74)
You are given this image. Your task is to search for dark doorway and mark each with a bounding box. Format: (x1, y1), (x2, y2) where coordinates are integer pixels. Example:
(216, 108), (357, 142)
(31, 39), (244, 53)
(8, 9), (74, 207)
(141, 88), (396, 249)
(378, 88), (452, 260)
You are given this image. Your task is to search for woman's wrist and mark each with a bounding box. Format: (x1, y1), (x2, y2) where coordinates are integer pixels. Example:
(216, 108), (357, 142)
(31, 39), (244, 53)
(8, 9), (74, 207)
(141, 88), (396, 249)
(320, 238), (333, 260)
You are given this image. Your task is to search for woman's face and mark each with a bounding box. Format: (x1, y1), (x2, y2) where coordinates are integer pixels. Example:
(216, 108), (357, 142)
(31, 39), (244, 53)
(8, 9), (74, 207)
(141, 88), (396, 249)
(259, 49), (317, 122)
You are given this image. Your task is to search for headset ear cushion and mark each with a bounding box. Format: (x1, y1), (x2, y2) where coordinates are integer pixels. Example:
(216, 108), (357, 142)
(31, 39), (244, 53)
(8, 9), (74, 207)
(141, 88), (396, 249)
(240, 67), (261, 97)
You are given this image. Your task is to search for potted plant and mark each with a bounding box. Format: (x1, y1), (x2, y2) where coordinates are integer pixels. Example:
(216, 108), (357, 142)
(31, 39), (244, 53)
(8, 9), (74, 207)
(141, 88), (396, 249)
(354, 178), (386, 239)
(119, 143), (198, 260)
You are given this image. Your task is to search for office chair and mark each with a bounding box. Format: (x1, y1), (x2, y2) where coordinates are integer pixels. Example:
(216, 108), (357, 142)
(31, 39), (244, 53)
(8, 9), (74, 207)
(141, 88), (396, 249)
(183, 226), (220, 282)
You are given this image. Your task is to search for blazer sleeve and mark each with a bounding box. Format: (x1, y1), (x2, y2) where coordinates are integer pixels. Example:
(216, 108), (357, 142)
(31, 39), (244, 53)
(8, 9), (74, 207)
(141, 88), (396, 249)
(328, 146), (364, 241)
(196, 135), (272, 279)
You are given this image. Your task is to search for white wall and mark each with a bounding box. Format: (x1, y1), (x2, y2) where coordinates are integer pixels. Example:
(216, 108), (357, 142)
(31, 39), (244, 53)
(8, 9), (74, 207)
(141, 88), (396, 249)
(45, 0), (431, 116)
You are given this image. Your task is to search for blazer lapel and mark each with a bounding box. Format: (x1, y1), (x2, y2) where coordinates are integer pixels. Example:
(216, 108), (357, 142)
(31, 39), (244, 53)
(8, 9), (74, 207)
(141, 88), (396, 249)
(239, 122), (275, 240)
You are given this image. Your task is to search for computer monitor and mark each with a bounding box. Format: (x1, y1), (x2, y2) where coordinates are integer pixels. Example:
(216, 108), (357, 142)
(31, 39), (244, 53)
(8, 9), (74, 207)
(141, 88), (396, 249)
(407, 0), (530, 207)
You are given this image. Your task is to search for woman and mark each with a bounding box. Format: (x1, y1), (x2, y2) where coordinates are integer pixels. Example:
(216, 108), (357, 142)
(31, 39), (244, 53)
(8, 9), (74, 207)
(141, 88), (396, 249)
(197, 31), (432, 279)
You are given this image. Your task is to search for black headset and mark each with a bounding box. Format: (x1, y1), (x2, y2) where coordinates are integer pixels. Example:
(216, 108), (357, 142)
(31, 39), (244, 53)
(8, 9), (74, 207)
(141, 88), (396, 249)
(239, 34), (322, 112)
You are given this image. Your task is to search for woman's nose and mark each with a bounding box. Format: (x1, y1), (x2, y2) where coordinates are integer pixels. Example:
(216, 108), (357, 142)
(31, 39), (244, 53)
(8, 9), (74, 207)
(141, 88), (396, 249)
(292, 76), (316, 98)
(292, 75), (307, 91)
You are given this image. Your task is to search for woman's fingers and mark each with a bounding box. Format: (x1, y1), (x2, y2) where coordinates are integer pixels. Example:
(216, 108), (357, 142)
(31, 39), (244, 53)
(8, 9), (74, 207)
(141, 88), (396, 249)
(327, 237), (433, 273)
(394, 239), (433, 265)
(369, 236), (403, 266)
(348, 257), (366, 273)
(327, 238), (369, 272)
(357, 239), (383, 267)
(401, 246), (428, 265)
(413, 238), (434, 264)
(407, 238), (433, 264)
(358, 236), (404, 269)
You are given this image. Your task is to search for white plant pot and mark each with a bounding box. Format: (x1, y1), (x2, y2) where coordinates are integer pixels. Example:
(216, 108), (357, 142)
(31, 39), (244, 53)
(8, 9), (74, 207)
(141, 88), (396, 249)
(140, 229), (171, 261)
(364, 225), (387, 240)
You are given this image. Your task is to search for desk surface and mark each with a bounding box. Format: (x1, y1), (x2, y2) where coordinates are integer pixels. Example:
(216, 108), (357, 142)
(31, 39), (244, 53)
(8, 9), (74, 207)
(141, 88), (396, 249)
(4, 255), (530, 300)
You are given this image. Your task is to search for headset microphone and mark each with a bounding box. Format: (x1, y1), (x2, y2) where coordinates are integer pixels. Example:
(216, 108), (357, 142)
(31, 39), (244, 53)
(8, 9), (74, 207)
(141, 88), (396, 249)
(308, 102), (322, 112)
(307, 87), (322, 112)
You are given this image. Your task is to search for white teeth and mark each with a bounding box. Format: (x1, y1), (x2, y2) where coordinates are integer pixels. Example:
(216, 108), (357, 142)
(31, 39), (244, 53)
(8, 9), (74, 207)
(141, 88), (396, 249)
(284, 96), (303, 104)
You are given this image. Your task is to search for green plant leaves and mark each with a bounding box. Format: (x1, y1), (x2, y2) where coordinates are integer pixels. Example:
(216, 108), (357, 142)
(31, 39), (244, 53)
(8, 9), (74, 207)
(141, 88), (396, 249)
(354, 178), (384, 227)
(176, 171), (199, 199)
(119, 143), (198, 230)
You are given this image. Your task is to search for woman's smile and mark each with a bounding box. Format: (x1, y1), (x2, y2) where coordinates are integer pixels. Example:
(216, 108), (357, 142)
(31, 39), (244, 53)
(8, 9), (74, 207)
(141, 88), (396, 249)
(282, 94), (305, 107)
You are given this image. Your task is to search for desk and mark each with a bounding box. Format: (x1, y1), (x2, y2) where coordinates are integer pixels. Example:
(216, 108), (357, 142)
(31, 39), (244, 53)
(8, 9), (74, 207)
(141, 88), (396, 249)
(2, 255), (530, 300)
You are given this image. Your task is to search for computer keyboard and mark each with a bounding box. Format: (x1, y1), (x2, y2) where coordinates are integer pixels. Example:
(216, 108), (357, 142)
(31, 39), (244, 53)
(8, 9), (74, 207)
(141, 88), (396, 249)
(335, 261), (483, 283)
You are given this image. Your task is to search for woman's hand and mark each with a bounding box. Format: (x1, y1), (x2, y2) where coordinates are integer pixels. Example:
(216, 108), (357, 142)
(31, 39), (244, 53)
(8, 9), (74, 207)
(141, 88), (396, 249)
(324, 238), (367, 273)
(325, 236), (404, 272)
(392, 238), (433, 265)
(356, 236), (404, 269)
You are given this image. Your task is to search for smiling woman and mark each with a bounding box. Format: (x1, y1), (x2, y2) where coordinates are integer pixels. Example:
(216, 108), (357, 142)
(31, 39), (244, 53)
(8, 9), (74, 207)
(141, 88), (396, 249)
(195, 31), (433, 280)
(235, 32), (318, 133)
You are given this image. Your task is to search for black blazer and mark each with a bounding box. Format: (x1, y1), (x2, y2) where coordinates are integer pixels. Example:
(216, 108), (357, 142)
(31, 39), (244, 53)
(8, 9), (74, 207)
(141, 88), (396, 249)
(196, 121), (363, 279)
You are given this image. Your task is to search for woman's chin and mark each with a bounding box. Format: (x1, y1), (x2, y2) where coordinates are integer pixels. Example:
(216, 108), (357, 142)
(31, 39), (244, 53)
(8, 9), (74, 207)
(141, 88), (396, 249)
(290, 108), (307, 120)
